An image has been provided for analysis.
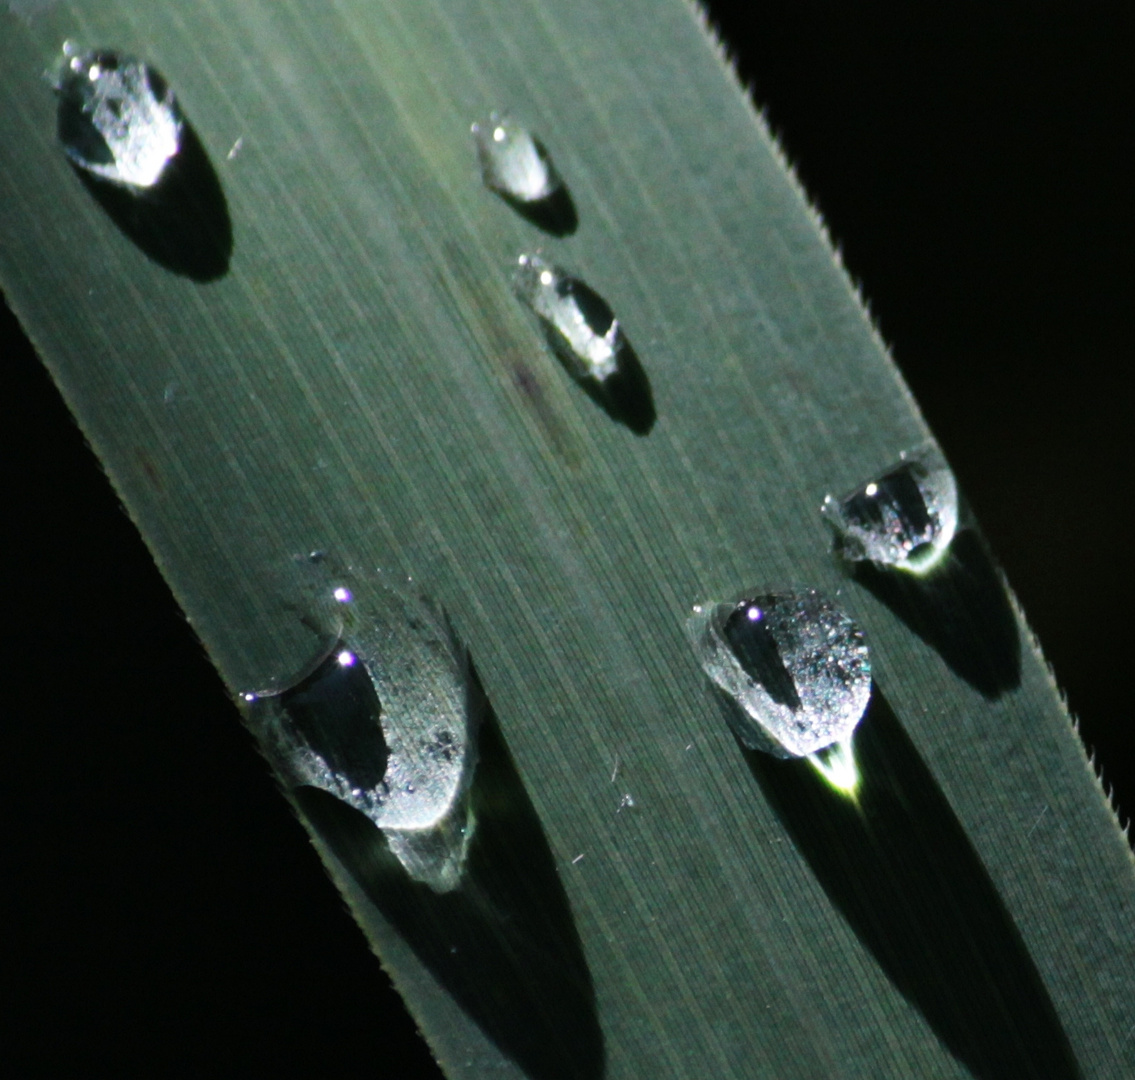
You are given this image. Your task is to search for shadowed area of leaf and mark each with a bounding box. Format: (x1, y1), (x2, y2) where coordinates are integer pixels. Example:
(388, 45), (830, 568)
(572, 336), (656, 437)
(498, 184), (579, 237)
(850, 529), (1021, 698)
(744, 690), (1079, 1080)
(71, 121), (231, 282)
(297, 697), (604, 1080)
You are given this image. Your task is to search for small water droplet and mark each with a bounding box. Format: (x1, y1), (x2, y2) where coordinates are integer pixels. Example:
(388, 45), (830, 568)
(822, 443), (958, 574)
(56, 43), (182, 189)
(244, 590), (479, 891)
(515, 254), (655, 434)
(332, 586), (353, 604)
(472, 113), (577, 235)
(687, 588), (870, 759)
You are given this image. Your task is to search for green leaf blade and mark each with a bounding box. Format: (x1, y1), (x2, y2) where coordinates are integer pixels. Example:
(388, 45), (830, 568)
(3, 2), (1132, 1076)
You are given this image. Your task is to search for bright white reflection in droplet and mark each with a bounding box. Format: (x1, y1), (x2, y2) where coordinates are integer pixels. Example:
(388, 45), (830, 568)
(336, 649), (356, 668)
(472, 112), (562, 204)
(332, 586), (352, 604)
(55, 43), (183, 189)
(515, 253), (622, 382)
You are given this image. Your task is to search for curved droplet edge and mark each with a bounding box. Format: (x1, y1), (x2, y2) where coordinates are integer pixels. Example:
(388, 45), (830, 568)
(237, 587), (482, 888)
(686, 593), (872, 760)
(471, 111), (565, 205)
(821, 440), (960, 576)
(686, 601), (813, 758)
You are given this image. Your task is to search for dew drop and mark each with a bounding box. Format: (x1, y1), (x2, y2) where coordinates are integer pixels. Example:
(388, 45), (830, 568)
(516, 254), (618, 380)
(52, 41), (231, 281)
(244, 591), (479, 892)
(515, 254), (655, 434)
(55, 43), (182, 190)
(686, 589), (870, 760)
(472, 113), (577, 235)
(822, 443), (958, 574)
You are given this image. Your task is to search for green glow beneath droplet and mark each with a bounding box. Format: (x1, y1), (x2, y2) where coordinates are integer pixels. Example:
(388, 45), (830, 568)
(902, 530), (955, 576)
(808, 739), (860, 796)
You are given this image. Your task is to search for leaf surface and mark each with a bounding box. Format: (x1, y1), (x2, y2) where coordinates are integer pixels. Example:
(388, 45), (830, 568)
(2, 2), (1132, 1077)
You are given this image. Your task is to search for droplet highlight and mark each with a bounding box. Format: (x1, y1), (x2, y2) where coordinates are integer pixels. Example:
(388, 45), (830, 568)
(822, 443), (958, 574)
(472, 113), (577, 235)
(515, 254), (655, 434)
(687, 589), (871, 761)
(56, 43), (182, 190)
(245, 591), (478, 892)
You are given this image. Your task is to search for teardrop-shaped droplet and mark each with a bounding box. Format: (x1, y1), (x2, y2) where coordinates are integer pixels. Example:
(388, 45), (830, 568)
(472, 113), (577, 235)
(687, 589), (870, 759)
(515, 254), (655, 434)
(245, 590), (478, 892)
(822, 443), (958, 573)
(56, 43), (183, 190)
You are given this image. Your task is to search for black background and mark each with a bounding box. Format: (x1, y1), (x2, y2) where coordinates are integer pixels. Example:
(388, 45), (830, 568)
(4, 4), (1132, 1074)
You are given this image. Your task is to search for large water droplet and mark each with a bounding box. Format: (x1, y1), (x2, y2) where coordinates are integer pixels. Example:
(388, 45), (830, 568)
(52, 42), (232, 281)
(515, 254), (655, 434)
(56, 43), (182, 190)
(245, 590), (478, 892)
(822, 443), (958, 574)
(472, 113), (577, 235)
(687, 589), (870, 760)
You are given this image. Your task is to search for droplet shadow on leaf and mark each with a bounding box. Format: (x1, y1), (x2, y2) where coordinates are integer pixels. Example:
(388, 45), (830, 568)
(852, 529), (1020, 698)
(72, 122), (232, 282)
(571, 337), (655, 436)
(743, 689), (1079, 1080)
(296, 680), (604, 1080)
(499, 184), (579, 237)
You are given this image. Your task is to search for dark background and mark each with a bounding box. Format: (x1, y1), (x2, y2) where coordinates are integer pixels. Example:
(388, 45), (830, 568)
(4, 4), (1131, 1074)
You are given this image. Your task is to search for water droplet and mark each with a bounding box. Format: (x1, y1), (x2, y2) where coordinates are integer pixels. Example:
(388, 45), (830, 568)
(245, 591), (479, 892)
(686, 589), (870, 759)
(56, 43), (182, 189)
(515, 254), (655, 434)
(52, 42), (232, 281)
(472, 113), (577, 235)
(822, 443), (958, 574)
